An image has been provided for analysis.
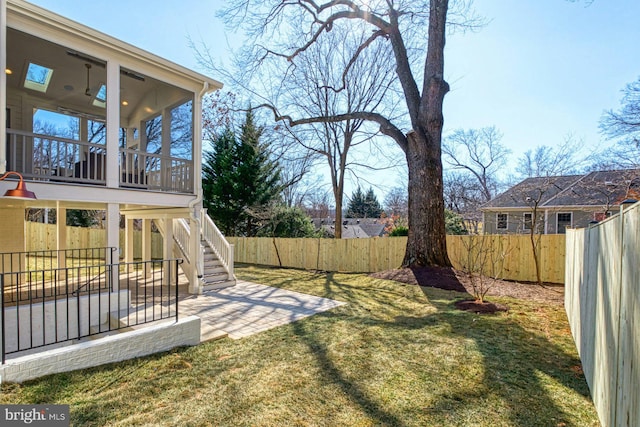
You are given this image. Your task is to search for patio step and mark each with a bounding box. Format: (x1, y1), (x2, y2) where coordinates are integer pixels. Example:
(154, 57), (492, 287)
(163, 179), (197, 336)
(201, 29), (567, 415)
(202, 279), (236, 292)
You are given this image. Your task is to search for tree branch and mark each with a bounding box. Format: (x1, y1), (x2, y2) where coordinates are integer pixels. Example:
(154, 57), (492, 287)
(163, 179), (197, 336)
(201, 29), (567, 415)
(253, 103), (408, 152)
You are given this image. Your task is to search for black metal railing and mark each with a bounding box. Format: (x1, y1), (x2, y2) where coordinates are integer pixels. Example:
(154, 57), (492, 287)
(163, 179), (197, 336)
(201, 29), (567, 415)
(0, 247), (116, 274)
(1, 259), (181, 364)
(0, 247), (117, 304)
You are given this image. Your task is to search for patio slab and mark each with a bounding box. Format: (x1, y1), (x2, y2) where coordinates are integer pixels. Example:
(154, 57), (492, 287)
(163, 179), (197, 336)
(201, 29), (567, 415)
(178, 280), (346, 340)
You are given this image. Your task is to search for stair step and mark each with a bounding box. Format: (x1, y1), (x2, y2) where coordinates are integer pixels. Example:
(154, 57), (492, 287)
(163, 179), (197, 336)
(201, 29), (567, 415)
(204, 265), (226, 274)
(202, 279), (236, 292)
(203, 272), (229, 281)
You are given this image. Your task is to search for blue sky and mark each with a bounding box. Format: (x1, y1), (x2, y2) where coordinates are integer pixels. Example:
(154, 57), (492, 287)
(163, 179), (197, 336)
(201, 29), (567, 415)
(27, 0), (640, 197)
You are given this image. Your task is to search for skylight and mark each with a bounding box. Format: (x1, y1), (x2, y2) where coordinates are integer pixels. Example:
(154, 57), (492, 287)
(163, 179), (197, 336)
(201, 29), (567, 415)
(92, 84), (107, 108)
(24, 62), (53, 93)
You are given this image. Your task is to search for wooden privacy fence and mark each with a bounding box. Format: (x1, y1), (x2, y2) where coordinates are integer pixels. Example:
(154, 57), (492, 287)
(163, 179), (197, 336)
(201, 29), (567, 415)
(565, 203), (640, 427)
(229, 234), (566, 284)
(26, 222), (163, 259)
(26, 223), (566, 283)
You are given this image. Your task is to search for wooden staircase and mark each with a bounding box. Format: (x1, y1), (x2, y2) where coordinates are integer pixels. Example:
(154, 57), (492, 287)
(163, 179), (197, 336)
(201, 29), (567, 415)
(154, 210), (236, 293)
(201, 239), (235, 291)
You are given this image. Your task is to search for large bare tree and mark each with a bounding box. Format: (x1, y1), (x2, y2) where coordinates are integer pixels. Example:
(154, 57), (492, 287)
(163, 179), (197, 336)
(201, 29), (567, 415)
(277, 26), (398, 238)
(516, 135), (585, 179)
(443, 126), (509, 203)
(596, 76), (640, 170)
(214, 0), (480, 267)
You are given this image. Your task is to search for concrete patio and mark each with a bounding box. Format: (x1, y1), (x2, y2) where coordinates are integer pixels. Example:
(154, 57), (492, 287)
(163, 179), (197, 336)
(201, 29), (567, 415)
(178, 280), (346, 341)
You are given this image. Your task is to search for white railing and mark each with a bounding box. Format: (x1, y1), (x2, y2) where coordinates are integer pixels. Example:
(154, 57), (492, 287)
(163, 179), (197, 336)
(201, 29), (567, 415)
(119, 148), (193, 193)
(6, 129), (106, 184)
(201, 208), (234, 279)
(173, 219), (191, 263)
(5, 129), (194, 193)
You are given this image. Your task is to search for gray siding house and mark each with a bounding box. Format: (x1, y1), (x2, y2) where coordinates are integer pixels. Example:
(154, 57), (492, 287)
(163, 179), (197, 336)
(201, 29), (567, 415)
(481, 170), (640, 234)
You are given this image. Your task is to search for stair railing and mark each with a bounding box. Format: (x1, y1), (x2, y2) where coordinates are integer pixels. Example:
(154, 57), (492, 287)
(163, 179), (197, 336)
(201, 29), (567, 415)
(173, 219), (191, 264)
(201, 209), (234, 279)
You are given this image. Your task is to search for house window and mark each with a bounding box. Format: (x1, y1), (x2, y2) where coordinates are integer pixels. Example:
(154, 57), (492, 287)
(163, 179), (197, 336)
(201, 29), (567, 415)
(557, 212), (572, 234)
(523, 213), (533, 231)
(24, 62), (53, 93)
(496, 213), (508, 230)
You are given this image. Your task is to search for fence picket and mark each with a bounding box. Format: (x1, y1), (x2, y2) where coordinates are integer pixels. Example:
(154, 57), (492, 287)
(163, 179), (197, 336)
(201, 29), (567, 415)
(26, 223), (566, 283)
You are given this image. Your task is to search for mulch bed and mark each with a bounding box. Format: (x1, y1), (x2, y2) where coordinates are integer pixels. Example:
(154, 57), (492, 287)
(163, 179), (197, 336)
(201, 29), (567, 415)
(370, 266), (565, 311)
(454, 299), (509, 314)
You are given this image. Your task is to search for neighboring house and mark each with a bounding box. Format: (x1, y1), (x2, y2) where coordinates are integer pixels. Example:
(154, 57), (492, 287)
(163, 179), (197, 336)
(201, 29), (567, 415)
(481, 170), (640, 234)
(313, 218), (386, 238)
(0, 0), (234, 381)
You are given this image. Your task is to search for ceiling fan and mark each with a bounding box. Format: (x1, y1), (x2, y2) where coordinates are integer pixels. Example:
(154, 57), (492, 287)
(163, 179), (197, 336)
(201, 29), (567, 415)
(85, 63), (93, 97)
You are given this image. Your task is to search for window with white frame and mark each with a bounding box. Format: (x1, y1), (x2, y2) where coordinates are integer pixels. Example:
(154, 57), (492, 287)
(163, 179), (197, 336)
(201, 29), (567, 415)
(557, 212), (572, 234)
(523, 212), (533, 231)
(496, 213), (508, 230)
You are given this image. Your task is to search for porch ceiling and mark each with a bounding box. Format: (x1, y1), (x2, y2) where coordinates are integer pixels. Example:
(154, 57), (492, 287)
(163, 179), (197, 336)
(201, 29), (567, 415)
(6, 28), (188, 123)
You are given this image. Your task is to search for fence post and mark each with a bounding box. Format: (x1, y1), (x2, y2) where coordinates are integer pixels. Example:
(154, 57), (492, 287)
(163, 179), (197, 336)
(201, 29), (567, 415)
(613, 203), (631, 426)
(1, 273), (5, 364)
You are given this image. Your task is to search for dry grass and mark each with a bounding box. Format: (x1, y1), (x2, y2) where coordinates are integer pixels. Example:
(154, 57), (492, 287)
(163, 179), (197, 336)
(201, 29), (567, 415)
(0, 266), (599, 426)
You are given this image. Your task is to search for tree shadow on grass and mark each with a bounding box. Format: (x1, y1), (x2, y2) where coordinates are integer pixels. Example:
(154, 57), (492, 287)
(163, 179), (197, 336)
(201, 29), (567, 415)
(291, 318), (408, 426)
(292, 272), (594, 426)
(407, 286), (593, 427)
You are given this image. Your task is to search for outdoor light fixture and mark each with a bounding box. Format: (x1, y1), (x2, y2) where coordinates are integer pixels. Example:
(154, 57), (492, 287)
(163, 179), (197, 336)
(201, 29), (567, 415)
(0, 171), (37, 199)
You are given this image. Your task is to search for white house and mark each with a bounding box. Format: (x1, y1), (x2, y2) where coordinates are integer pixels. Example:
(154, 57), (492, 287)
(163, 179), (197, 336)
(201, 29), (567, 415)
(0, 0), (234, 381)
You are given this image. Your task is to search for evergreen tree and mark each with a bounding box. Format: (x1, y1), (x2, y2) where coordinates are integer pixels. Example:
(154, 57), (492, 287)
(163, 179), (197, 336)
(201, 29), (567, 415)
(202, 111), (282, 236)
(235, 110), (282, 236)
(67, 209), (99, 227)
(445, 209), (468, 235)
(364, 187), (383, 218)
(347, 186), (383, 218)
(203, 129), (239, 235)
(256, 206), (319, 238)
(346, 187), (366, 218)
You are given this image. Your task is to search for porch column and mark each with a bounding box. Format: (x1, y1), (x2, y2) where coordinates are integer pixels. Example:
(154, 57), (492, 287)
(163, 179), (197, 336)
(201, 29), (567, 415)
(161, 107), (172, 189)
(56, 205), (67, 274)
(163, 217), (174, 286)
(189, 209), (202, 294)
(0, 0), (6, 173)
(106, 203), (120, 291)
(105, 60), (120, 188)
(126, 128), (136, 149)
(142, 219), (152, 278)
(125, 217), (134, 263)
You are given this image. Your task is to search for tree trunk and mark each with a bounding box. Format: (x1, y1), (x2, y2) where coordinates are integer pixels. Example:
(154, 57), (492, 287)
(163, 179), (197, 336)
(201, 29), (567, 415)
(334, 195), (343, 239)
(402, 130), (451, 267)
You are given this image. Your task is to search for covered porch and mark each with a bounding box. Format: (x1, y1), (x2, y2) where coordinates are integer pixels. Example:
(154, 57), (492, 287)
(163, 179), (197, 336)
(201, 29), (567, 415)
(4, 25), (196, 194)
(2, 4), (220, 194)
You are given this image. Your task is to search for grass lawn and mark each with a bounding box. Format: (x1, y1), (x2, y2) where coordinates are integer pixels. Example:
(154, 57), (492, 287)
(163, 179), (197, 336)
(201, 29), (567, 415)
(0, 266), (599, 426)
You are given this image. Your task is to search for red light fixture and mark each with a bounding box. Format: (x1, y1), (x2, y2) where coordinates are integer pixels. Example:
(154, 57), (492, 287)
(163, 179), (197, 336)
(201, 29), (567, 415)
(0, 171), (37, 199)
